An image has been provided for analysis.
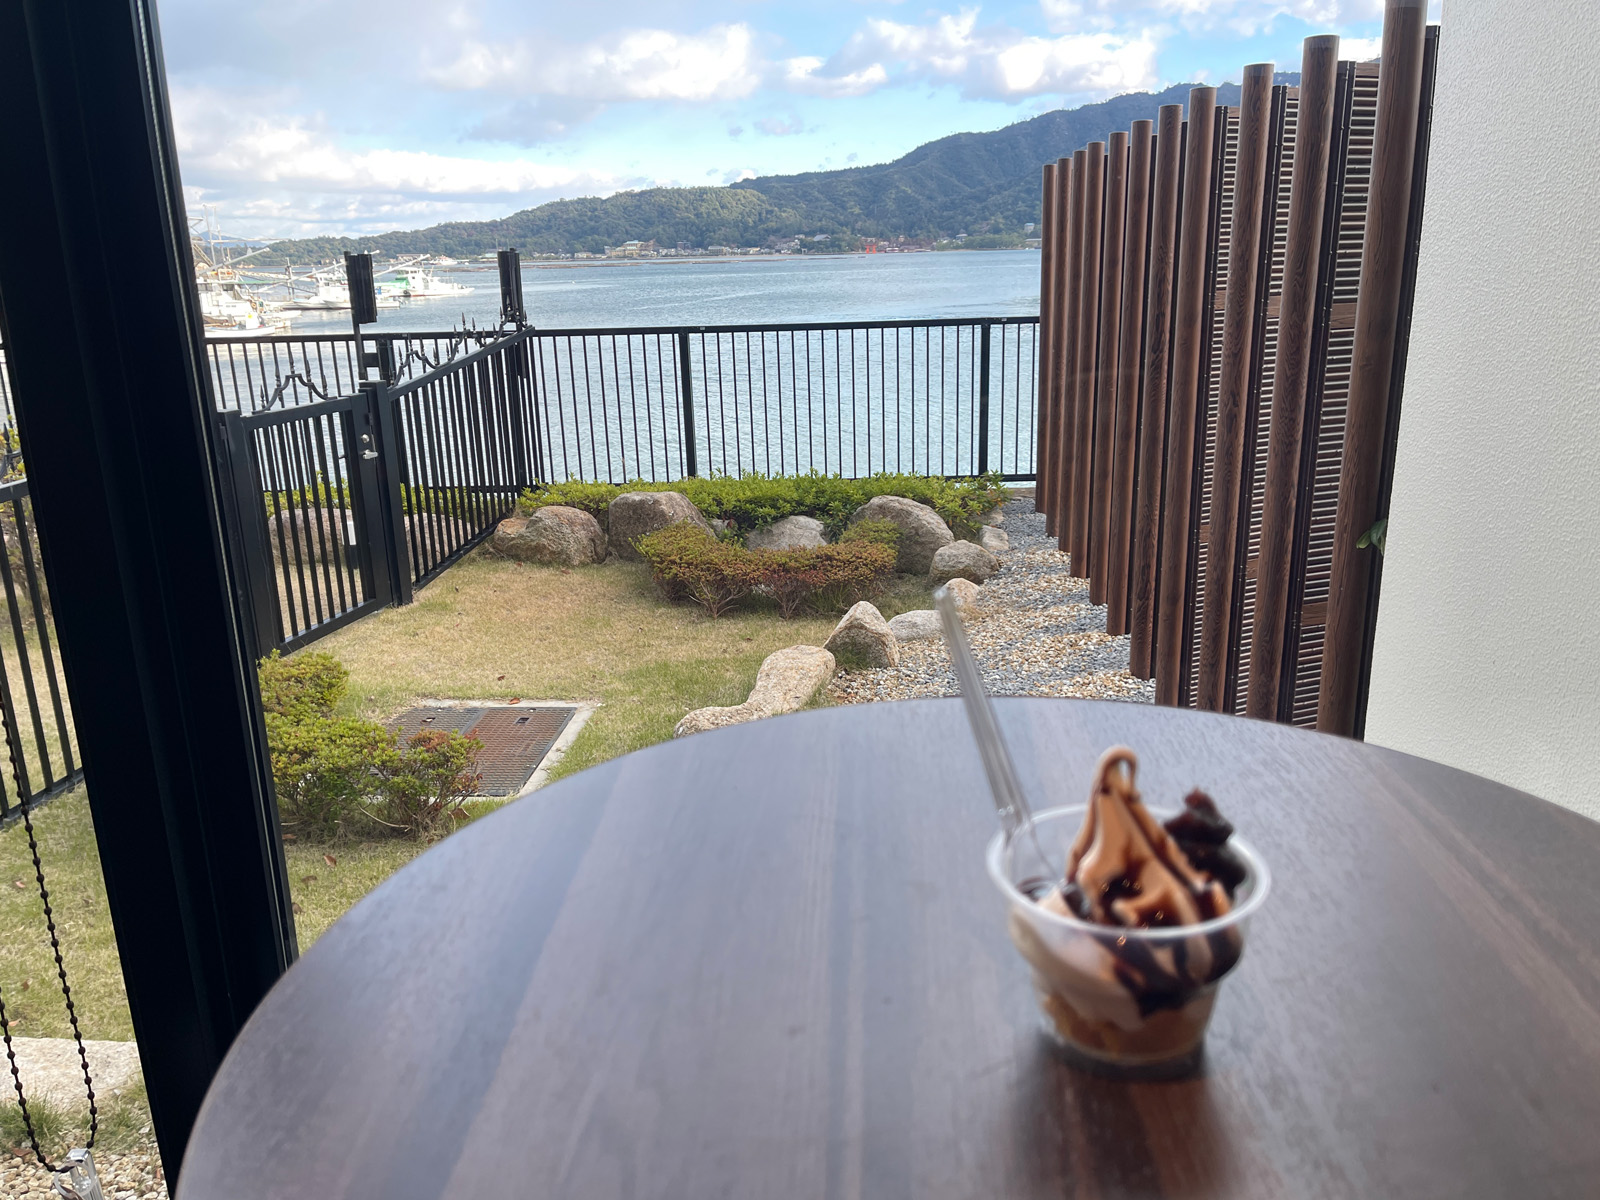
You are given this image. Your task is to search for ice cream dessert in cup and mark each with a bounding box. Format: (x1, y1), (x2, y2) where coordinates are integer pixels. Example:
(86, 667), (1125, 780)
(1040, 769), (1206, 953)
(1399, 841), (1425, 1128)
(987, 746), (1269, 1076)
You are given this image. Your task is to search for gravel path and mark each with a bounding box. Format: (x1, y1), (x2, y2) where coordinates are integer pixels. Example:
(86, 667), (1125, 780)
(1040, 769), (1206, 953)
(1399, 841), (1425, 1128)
(827, 498), (1155, 706)
(1, 1149), (165, 1200)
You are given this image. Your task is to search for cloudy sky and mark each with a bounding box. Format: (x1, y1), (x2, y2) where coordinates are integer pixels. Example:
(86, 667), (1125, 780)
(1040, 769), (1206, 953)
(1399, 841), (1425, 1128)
(159, 0), (1423, 239)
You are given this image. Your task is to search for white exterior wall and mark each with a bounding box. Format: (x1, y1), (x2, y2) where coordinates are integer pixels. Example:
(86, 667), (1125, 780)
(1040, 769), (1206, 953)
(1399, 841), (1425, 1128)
(1365, 0), (1600, 816)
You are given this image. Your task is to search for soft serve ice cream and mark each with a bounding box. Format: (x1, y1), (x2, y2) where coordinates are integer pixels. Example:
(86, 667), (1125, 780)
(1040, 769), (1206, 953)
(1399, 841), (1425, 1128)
(998, 746), (1261, 1072)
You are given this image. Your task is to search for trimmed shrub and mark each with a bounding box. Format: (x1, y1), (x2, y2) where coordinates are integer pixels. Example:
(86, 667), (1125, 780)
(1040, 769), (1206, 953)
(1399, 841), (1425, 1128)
(753, 542), (897, 618)
(634, 524), (759, 617)
(838, 518), (901, 549)
(259, 650), (347, 722)
(636, 523), (896, 619)
(521, 471), (1006, 541)
(372, 730), (483, 841)
(259, 650), (481, 842)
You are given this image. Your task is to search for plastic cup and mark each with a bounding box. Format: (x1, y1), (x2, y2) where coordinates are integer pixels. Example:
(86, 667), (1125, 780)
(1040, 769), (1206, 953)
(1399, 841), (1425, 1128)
(987, 805), (1270, 1078)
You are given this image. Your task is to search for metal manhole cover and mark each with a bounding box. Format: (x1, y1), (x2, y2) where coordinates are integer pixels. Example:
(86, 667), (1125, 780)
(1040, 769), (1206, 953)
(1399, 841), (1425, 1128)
(390, 705), (577, 797)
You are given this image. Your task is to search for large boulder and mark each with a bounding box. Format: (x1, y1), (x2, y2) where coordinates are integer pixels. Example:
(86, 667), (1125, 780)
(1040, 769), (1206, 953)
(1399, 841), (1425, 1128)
(929, 540), (1000, 585)
(824, 601), (899, 668)
(940, 577), (983, 618)
(492, 505), (607, 566)
(747, 515), (827, 552)
(978, 526), (1010, 555)
(888, 609), (942, 642)
(978, 506), (1006, 527)
(608, 490), (715, 560)
(674, 645), (835, 737)
(847, 496), (953, 574)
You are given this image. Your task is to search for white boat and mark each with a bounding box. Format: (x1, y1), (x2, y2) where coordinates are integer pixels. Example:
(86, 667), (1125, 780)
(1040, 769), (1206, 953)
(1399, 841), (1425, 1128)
(378, 267), (473, 300)
(197, 274), (292, 336)
(278, 275), (401, 312)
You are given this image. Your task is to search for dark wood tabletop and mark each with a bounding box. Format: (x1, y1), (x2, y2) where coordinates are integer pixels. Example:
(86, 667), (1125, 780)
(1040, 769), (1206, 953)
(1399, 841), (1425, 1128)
(180, 699), (1600, 1199)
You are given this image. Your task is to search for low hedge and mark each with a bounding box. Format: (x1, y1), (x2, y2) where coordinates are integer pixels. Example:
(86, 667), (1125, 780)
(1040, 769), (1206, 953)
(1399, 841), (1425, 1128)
(636, 523), (897, 619)
(259, 651), (482, 842)
(520, 471), (1006, 541)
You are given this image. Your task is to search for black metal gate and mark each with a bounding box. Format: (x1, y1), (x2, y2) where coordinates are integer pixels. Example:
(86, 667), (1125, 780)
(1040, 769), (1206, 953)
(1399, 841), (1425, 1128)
(218, 327), (539, 656)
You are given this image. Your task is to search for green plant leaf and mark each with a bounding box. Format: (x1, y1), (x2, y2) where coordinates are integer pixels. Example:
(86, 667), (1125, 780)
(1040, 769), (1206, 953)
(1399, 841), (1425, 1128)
(1357, 517), (1388, 555)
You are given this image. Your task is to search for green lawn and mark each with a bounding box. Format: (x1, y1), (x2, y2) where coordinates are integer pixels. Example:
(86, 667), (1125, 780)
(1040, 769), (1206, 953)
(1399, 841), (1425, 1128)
(1, 550), (930, 1043)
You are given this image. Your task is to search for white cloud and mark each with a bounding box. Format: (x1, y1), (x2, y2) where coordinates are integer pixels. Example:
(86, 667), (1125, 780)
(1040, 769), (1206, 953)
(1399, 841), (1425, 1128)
(1039, 0), (1383, 37)
(783, 57), (891, 97)
(814, 8), (1158, 100)
(170, 86), (639, 236)
(431, 24), (763, 103)
(1337, 34), (1382, 60)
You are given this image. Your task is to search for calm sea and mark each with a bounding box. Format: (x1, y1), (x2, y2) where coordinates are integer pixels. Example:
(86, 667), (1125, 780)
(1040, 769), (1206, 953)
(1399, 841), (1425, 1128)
(282, 250), (1042, 335)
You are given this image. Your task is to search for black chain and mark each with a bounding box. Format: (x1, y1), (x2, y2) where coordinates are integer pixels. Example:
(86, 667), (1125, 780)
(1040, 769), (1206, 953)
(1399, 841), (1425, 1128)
(0, 684), (96, 1170)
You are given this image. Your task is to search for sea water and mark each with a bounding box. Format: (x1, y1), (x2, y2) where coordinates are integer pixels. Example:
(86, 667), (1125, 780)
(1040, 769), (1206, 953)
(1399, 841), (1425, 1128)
(282, 250), (1042, 334)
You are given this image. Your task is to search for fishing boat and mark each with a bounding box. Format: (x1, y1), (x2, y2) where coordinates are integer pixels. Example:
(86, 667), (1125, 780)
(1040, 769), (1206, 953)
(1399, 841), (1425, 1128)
(378, 266), (473, 300)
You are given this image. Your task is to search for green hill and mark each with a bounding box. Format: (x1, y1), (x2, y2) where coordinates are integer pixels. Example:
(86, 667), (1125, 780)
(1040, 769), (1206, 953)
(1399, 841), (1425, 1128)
(257, 78), (1292, 262)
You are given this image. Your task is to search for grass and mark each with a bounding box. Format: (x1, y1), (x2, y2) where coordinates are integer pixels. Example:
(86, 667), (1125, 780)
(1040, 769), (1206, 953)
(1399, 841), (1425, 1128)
(0, 548), (932, 1043)
(0, 1079), (154, 1159)
(319, 552), (933, 780)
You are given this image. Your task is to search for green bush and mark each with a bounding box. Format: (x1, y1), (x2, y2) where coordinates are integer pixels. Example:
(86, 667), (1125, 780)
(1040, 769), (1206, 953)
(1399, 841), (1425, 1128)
(754, 542), (897, 618)
(259, 651), (481, 842)
(635, 523), (896, 619)
(259, 649), (348, 722)
(521, 471), (1006, 540)
(838, 518), (901, 549)
(635, 524), (760, 617)
(372, 730), (483, 841)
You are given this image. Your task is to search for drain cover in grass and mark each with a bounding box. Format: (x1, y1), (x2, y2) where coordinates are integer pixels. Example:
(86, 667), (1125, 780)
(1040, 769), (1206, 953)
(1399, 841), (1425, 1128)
(390, 705), (577, 797)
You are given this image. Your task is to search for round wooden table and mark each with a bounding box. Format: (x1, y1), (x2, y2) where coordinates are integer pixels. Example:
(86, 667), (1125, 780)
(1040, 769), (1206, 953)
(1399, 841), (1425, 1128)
(180, 699), (1600, 1199)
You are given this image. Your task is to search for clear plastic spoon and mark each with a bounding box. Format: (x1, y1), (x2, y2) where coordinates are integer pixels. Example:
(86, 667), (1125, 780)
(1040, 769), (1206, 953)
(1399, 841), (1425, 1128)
(934, 586), (1059, 884)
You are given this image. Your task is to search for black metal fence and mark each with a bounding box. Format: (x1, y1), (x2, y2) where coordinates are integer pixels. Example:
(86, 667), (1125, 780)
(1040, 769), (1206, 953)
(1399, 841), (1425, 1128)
(202, 316), (1044, 655)
(218, 329), (538, 655)
(0, 478), (83, 821)
(206, 329), (501, 413)
(528, 318), (1040, 483)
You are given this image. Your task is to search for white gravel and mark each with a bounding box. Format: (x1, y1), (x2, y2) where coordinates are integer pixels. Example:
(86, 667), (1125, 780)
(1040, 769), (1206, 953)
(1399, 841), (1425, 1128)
(828, 498), (1155, 706)
(0, 1149), (165, 1200)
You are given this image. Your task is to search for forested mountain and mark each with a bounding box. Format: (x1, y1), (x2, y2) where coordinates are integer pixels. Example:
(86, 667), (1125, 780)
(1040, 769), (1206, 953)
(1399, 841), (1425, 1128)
(258, 77), (1295, 262)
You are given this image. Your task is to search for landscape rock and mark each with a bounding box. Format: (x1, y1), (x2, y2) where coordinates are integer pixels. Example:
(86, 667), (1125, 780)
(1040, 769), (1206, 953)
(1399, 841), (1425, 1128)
(930, 539), (1001, 585)
(978, 506), (1006, 527)
(491, 505), (607, 566)
(608, 490), (715, 560)
(747, 514), (828, 551)
(977, 526), (1011, 555)
(268, 506), (354, 557)
(888, 609), (943, 642)
(674, 645), (835, 736)
(709, 517), (732, 538)
(0, 1037), (142, 1109)
(824, 600), (900, 668)
(847, 495), (953, 574)
(941, 577), (983, 617)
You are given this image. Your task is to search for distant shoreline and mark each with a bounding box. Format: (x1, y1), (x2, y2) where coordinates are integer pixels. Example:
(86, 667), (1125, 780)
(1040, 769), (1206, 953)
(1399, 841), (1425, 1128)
(524, 248), (1037, 272)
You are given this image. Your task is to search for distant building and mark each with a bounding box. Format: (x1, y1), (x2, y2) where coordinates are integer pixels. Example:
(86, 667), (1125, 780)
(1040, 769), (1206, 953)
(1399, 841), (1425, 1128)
(607, 239), (658, 258)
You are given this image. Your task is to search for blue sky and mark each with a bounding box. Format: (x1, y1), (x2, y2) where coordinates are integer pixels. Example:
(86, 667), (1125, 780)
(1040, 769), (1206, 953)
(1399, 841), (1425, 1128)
(158, 0), (1426, 239)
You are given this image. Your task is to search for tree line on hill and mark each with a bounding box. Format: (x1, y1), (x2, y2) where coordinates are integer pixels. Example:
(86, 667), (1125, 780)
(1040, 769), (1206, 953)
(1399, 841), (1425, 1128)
(254, 78), (1287, 264)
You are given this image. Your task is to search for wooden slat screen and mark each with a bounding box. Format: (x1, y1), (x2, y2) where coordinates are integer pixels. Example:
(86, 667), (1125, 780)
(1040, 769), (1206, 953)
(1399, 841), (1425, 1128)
(1032, 1), (1437, 733)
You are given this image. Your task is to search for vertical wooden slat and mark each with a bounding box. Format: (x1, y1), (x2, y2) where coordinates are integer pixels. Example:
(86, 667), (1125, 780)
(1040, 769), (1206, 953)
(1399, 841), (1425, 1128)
(1228, 82), (1299, 714)
(1154, 87), (1217, 706)
(1130, 104), (1185, 678)
(1089, 132), (1129, 604)
(1248, 35), (1342, 721)
(1107, 119), (1154, 635)
(1047, 159), (1073, 530)
(1054, 150), (1087, 543)
(1197, 63), (1276, 711)
(1289, 61), (1381, 728)
(1035, 163), (1057, 513)
(1065, 142), (1104, 568)
(1318, 0), (1429, 736)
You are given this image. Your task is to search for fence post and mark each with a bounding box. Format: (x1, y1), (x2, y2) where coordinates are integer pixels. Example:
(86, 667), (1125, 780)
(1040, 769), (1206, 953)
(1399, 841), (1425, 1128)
(217, 411), (281, 656)
(505, 333), (533, 492)
(676, 328), (699, 478)
(361, 381), (414, 606)
(977, 321), (992, 476)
